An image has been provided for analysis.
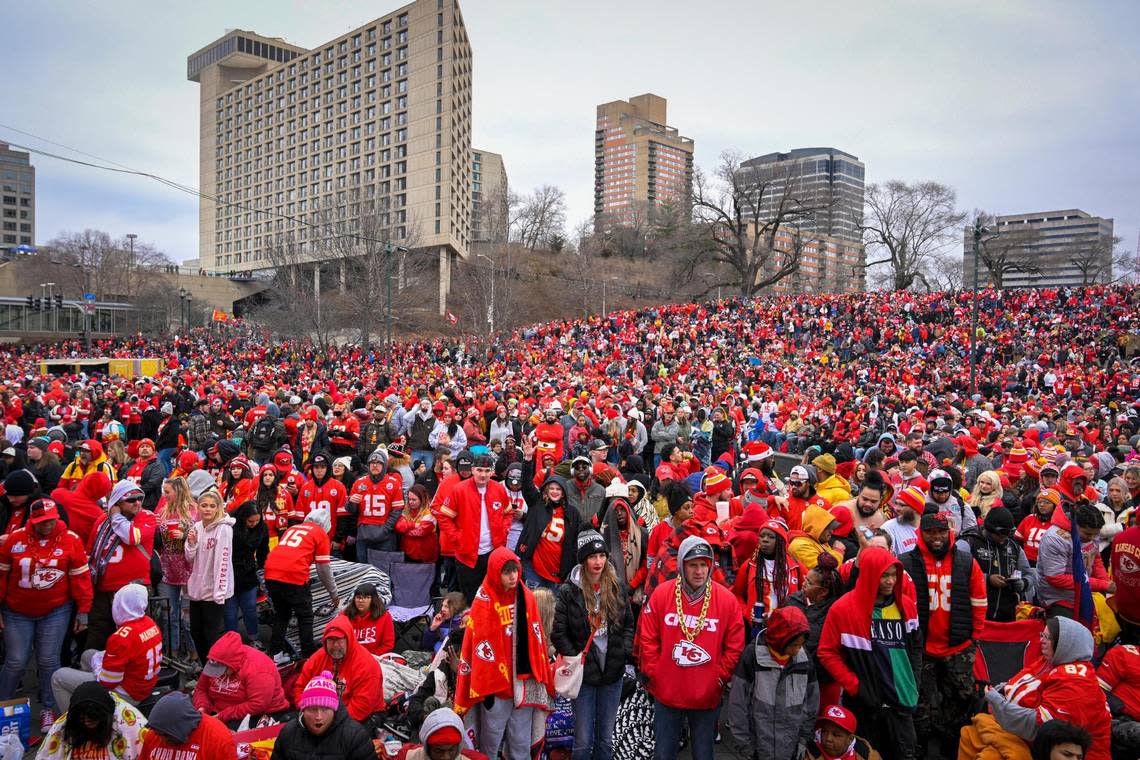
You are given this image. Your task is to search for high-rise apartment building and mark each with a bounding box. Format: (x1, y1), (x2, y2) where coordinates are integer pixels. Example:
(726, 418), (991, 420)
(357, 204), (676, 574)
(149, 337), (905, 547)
(737, 148), (865, 243)
(187, 0), (472, 313)
(471, 148), (506, 243)
(962, 209), (1115, 288)
(0, 142), (35, 248)
(594, 94), (693, 229)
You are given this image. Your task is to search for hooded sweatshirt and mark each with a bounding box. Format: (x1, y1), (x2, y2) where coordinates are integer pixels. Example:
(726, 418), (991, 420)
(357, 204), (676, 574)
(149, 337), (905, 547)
(788, 505), (842, 569)
(817, 547), (922, 711)
(185, 512), (235, 604)
(453, 546), (553, 713)
(985, 617), (1110, 760)
(59, 439), (117, 491)
(395, 708), (483, 760)
(92, 583), (163, 701)
(51, 470), (112, 547)
(295, 616), (384, 722)
(88, 480), (157, 592)
(192, 631), (289, 721)
(638, 536), (745, 710)
(142, 691), (238, 759)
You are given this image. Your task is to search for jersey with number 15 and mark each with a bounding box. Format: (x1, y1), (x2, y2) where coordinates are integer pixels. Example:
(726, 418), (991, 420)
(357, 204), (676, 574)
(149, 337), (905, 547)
(264, 522), (332, 586)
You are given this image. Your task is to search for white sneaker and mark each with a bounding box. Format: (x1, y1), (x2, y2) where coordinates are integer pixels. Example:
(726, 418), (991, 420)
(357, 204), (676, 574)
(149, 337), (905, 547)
(272, 652), (292, 666)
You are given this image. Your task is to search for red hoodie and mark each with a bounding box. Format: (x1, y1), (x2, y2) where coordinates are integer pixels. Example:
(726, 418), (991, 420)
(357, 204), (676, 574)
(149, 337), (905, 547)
(140, 712), (237, 760)
(638, 551), (745, 710)
(193, 631), (290, 722)
(343, 610), (395, 656)
(52, 471), (113, 547)
(396, 508), (440, 563)
(295, 616), (384, 722)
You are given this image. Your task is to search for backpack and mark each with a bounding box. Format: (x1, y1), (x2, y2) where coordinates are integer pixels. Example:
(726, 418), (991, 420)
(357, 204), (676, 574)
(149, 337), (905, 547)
(249, 416), (277, 450)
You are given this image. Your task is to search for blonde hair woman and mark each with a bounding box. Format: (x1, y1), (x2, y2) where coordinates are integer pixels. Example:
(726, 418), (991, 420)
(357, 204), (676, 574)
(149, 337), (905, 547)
(155, 477), (197, 657)
(184, 490), (234, 664)
(968, 470), (1004, 517)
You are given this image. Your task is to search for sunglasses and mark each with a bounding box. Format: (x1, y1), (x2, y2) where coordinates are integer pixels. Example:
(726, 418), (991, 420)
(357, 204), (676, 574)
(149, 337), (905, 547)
(121, 495), (144, 503)
(787, 479), (807, 486)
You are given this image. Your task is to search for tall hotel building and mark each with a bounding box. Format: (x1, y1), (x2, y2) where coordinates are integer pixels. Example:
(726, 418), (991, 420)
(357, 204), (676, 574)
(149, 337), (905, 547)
(187, 0), (472, 312)
(594, 94), (693, 230)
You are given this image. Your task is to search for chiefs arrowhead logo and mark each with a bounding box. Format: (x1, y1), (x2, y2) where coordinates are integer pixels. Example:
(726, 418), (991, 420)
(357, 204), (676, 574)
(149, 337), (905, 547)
(31, 567), (65, 590)
(475, 640), (495, 663)
(671, 641), (711, 667)
(826, 706), (846, 720)
(458, 659), (471, 676)
(532, 622), (542, 641)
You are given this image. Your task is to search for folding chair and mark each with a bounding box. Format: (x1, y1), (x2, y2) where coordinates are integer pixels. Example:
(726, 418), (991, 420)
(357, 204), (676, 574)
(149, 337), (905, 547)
(387, 560), (436, 651)
(973, 618), (1045, 686)
(367, 549), (405, 578)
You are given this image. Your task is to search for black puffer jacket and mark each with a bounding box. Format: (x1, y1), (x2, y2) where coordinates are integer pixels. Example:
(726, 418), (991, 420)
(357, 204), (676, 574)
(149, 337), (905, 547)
(231, 501), (269, 593)
(551, 566), (635, 686)
(269, 708), (376, 760)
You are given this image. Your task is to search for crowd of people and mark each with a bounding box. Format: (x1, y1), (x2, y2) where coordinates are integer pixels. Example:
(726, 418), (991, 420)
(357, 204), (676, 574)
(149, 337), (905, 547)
(0, 283), (1135, 760)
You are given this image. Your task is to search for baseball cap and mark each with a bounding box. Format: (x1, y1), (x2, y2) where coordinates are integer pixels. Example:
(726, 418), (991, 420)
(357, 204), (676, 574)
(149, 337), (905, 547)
(202, 659), (228, 678)
(571, 455), (592, 468)
(27, 498), (61, 525)
(589, 439), (609, 452)
(817, 704), (857, 734)
(788, 465), (809, 483)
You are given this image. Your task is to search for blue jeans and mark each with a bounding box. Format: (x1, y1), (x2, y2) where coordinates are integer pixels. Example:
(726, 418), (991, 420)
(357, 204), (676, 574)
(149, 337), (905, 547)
(522, 562), (557, 591)
(572, 678), (623, 760)
(225, 587), (259, 641)
(653, 702), (719, 760)
(0, 604), (72, 711)
(158, 447), (176, 475)
(157, 582), (190, 655)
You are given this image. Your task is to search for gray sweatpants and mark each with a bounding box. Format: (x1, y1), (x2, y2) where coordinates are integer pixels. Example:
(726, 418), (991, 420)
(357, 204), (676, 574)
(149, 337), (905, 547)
(51, 649), (139, 714)
(479, 696), (535, 760)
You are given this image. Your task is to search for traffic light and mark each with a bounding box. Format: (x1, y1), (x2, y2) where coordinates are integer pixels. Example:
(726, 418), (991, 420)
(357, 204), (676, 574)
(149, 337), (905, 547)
(25, 296), (33, 308)
(54, 294), (63, 309)
(35, 298), (43, 311)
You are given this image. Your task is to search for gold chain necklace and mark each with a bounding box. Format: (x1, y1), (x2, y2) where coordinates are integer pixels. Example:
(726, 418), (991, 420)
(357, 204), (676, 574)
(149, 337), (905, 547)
(675, 576), (713, 643)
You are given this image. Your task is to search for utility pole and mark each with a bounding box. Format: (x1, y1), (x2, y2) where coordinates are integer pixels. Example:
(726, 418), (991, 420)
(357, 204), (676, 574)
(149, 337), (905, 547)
(386, 244), (393, 371)
(969, 219), (988, 397)
(126, 233), (137, 295)
(476, 253), (495, 334)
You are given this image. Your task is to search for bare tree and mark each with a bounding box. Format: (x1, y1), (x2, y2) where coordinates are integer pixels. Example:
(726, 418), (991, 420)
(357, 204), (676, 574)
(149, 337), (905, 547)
(453, 244), (522, 335)
(682, 151), (831, 297)
(512, 185), (567, 250)
(1069, 235), (1123, 286)
(860, 181), (965, 291)
(925, 250), (965, 292)
(45, 229), (171, 301)
(968, 211), (1041, 289)
(256, 231), (336, 349)
(473, 183), (512, 244)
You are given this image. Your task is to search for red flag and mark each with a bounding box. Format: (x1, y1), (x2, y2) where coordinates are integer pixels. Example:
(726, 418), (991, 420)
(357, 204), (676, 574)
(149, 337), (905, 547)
(446, 311), (457, 325)
(211, 309), (230, 323)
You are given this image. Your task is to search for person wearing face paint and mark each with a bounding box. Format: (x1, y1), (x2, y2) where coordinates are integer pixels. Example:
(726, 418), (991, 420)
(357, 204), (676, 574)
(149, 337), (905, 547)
(551, 530), (635, 760)
(898, 508), (986, 759)
(725, 605), (819, 760)
(439, 453), (511, 602)
(969, 617), (1110, 760)
(817, 547), (921, 760)
(638, 535), (745, 760)
(454, 547), (553, 760)
(0, 497), (93, 732)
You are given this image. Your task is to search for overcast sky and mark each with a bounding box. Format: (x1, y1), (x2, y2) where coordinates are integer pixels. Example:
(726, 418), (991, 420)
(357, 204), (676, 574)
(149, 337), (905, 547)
(4, 0), (1138, 267)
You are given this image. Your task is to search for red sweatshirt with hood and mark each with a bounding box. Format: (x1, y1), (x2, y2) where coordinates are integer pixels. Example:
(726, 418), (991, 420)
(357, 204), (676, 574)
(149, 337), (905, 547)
(51, 471), (112, 548)
(295, 615), (384, 722)
(193, 631), (290, 721)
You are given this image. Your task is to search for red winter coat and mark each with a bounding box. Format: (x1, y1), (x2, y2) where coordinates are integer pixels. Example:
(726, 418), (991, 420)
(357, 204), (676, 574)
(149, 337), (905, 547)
(51, 472), (113, 548)
(193, 631), (290, 722)
(295, 616), (384, 722)
(638, 574), (744, 710)
(0, 521), (93, 617)
(438, 478), (510, 568)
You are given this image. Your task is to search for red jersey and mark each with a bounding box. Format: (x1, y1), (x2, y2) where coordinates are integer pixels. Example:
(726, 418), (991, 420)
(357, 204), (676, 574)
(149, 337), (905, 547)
(328, 415), (360, 449)
(1016, 514), (1053, 563)
(264, 523), (331, 586)
(294, 477), (347, 535)
(914, 542), (987, 657)
(347, 611), (395, 656)
(0, 523), (93, 617)
(785, 493), (829, 533)
(349, 473), (405, 526)
(1036, 660), (1112, 760)
(532, 422), (565, 464)
(139, 711), (237, 760)
(1097, 644), (1140, 721)
(87, 511), (157, 593)
(123, 456), (158, 486)
(531, 506), (566, 582)
(97, 614), (163, 701)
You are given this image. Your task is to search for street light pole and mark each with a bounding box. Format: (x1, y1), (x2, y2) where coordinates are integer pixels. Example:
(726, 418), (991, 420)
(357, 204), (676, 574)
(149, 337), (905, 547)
(476, 253), (494, 334)
(969, 220), (988, 397)
(386, 244), (393, 371)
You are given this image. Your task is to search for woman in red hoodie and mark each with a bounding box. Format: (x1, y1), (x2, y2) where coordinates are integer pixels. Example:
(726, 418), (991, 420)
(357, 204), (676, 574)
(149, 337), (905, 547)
(193, 630), (290, 727)
(396, 484), (439, 563)
(341, 582), (395, 657)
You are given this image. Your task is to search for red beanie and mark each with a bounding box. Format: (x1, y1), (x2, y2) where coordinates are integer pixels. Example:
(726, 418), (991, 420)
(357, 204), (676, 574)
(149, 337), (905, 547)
(426, 726), (462, 745)
(765, 606), (809, 651)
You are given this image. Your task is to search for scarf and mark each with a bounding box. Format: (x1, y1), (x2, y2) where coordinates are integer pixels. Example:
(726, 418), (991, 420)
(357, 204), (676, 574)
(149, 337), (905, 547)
(90, 515), (124, 587)
(813, 729), (857, 760)
(454, 547), (552, 714)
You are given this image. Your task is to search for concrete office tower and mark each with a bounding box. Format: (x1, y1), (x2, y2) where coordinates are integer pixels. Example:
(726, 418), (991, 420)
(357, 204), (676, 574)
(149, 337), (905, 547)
(0, 142), (35, 248)
(471, 149), (507, 243)
(187, 0), (472, 313)
(962, 209), (1115, 288)
(594, 94), (693, 230)
(737, 148), (865, 243)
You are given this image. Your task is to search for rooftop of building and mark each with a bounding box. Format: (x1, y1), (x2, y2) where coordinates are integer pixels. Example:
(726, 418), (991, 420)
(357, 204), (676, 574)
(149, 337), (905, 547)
(742, 147), (861, 166)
